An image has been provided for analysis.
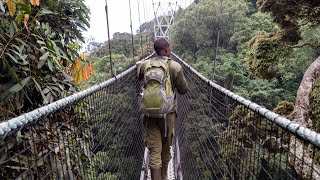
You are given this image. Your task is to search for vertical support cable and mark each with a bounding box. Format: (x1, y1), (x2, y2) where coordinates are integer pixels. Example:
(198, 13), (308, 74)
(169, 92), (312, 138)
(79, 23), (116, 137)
(137, 0), (143, 55)
(142, 0), (149, 53)
(193, 1), (200, 63)
(212, 0), (222, 80)
(129, 0), (135, 60)
(105, 0), (115, 77)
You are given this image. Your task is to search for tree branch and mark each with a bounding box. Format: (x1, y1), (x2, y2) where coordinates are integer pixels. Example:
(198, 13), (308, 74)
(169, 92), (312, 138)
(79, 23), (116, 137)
(291, 43), (320, 49)
(289, 57), (320, 179)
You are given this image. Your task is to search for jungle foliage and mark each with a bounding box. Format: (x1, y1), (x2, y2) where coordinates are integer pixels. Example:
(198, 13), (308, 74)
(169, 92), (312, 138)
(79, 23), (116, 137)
(80, 30), (154, 89)
(170, 0), (319, 109)
(0, 0), (90, 121)
(0, 0), (97, 179)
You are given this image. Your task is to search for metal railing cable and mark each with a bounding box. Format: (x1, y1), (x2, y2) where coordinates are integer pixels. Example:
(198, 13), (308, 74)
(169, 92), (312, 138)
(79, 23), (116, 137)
(0, 54), (154, 179)
(172, 53), (320, 180)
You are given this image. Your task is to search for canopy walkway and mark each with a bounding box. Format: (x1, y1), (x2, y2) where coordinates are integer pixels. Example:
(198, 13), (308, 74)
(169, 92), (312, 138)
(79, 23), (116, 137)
(1, 53), (320, 180)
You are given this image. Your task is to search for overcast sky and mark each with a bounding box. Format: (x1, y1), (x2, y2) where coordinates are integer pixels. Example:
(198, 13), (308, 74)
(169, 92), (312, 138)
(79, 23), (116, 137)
(83, 0), (193, 43)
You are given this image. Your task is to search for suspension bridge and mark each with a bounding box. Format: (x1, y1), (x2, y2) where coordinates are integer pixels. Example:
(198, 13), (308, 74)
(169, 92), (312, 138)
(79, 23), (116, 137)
(0, 53), (320, 179)
(1, 1), (320, 180)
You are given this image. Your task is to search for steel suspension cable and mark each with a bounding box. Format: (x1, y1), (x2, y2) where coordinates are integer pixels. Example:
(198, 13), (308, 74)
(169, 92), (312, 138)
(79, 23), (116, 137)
(142, 0), (147, 23)
(104, 0), (115, 77)
(128, 0), (135, 60)
(142, 0), (149, 52)
(212, 0), (223, 80)
(192, 0), (200, 63)
(137, 0), (143, 55)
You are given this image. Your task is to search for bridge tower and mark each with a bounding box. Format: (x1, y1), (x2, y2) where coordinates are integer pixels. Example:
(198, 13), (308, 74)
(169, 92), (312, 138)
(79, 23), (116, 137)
(152, 1), (178, 40)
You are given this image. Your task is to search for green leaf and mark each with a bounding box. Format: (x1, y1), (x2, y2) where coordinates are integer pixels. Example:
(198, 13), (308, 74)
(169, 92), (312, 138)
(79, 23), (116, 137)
(15, 38), (27, 47)
(42, 88), (50, 94)
(38, 52), (50, 68)
(16, 131), (23, 142)
(3, 59), (20, 83)
(9, 22), (14, 38)
(11, 44), (22, 52)
(50, 86), (61, 93)
(6, 51), (28, 65)
(9, 49), (28, 62)
(21, 66), (30, 71)
(32, 78), (49, 104)
(37, 40), (46, 45)
(63, 72), (74, 82)
(37, 58), (47, 69)
(58, 47), (68, 59)
(32, 78), (41, 92)
(40, 51), (49, 60)
(5, 52), (18, 63)
(40, 9), (53, 15)
(16, 3), (31, 14)
(16, 12), (23, 24)
(10, 77), (31, 92)
(48, 60), (53, 71)
(12, 21), (18, 32)
(0, 1), (5, 12)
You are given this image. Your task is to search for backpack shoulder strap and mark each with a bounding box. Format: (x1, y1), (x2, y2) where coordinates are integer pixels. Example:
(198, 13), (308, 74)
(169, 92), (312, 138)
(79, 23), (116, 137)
(164, 58), (172, 76)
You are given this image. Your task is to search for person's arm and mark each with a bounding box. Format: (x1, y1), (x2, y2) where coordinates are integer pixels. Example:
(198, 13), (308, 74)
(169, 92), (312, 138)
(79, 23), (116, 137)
(136, 61), (144, 80)
(175, 66), (188, 95)
(136, 62), (145, 95)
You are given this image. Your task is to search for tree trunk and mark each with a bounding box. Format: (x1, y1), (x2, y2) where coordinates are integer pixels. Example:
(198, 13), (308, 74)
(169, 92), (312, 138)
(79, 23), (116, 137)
(289, 56), (320, 179)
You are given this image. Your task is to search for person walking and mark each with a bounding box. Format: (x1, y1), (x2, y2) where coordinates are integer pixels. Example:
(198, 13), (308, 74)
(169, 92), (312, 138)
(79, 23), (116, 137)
(137, 37), (188, 180)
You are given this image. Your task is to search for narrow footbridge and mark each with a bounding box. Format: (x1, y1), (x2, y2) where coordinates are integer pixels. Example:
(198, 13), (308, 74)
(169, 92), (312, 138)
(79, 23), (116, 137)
(1, 54), (320, 180)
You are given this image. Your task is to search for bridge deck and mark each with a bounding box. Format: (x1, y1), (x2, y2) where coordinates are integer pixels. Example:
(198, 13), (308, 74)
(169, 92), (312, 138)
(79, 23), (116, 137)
(140, 147), (176, 180)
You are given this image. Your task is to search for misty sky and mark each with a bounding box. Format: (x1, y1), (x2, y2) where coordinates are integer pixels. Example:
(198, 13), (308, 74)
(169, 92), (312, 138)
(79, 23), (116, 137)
(83, 0), (193, 43)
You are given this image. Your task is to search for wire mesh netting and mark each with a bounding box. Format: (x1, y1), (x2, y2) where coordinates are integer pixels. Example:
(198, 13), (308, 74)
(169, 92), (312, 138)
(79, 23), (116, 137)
(172, 54), (320, 180)
(0, 67), (145, 179)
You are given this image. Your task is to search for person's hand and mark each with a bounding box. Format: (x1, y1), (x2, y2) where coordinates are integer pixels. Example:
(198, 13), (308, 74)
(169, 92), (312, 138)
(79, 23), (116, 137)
(136, 61), (143, 65)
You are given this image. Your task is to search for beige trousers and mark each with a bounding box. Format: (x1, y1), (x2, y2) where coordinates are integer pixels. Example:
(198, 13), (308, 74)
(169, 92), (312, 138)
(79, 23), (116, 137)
(144, 112), (175, 169)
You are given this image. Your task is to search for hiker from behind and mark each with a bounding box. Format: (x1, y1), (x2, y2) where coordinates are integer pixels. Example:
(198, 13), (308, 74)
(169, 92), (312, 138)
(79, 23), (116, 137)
(137, 37), (188, 180)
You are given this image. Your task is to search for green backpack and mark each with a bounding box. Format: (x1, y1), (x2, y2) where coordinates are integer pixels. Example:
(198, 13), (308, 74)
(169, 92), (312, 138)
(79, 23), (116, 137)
(139, 58), (175, 119)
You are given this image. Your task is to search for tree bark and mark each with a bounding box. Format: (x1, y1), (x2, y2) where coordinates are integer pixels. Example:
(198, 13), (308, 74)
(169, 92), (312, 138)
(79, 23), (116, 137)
(289, 56), (320, 179)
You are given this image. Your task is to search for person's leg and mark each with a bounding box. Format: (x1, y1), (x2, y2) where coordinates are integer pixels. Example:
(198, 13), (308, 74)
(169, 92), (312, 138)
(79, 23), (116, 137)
(160, 113), (176, 180)
(145, 118), (162, 180)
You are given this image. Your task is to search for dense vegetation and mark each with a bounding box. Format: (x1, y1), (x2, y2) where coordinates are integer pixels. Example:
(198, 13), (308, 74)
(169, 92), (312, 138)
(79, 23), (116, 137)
(0, 0), (96, 178)
(81, 31), (154, 88)
(0, 0), (91, 121)
(170, 0), (319, 111)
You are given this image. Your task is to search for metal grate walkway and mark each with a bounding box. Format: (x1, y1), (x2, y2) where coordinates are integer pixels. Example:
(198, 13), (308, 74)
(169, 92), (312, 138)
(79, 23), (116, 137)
(140, 147), (176, 180)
